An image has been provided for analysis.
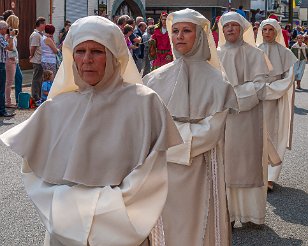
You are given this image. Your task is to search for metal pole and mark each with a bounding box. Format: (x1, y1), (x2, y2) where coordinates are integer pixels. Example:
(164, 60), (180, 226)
(265, 0), (268, 18)
(289, 0), (293, 28)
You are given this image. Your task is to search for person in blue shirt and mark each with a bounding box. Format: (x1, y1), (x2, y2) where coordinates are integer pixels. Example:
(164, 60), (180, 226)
(236, 5), (246, 18)
(40, 70), (53, 102)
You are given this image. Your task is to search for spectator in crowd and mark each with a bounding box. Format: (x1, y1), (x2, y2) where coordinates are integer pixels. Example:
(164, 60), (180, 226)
(134, 22), (147, 72)
(236, 5), (246, 18)
(212, 16), (220, 47)
(255, 9), (263, 22)
(0, 20), (14, 117)
(29, 17), (46, 103)
(147, 17), (154, 26)
(150, 12), (173, 70)
(253, 26), (258, 41)
(291, 33), (308, 89)
(5, 15), (20, 108)
(40, 69), (53, 103)
(58, 20), (71, 49)
(142, 25), (155, 77)
(254, 21), (261, 29)
(41, 24), (58, 77)
(2, 10), (23, 101)
(123, 24), (137, 53)
(117, 15), (129, 31)
(2, 10), (14, 21)
(135, 16), (144, 26)
(126, 18), (142, 66)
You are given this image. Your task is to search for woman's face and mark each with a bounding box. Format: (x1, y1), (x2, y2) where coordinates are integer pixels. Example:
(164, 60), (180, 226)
(262, 24), (276, 43)
(73, 40), (107, 86)
(161, 17), (167, 28)
(223, 21), (241, 43)
(171, 22), (197, 55)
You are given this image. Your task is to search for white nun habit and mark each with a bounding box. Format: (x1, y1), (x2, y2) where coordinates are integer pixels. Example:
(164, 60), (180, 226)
(0, 16), (182, 246)
(218, 12), (272, 225)
(144, 8), (237, 246)
(256, 19), (298, 182)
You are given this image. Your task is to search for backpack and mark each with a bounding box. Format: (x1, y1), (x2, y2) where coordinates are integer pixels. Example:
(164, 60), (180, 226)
(18, 92), (31, 109)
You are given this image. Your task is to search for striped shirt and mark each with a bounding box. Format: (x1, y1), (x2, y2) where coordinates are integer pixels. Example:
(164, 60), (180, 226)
(0, 34), (8, 63)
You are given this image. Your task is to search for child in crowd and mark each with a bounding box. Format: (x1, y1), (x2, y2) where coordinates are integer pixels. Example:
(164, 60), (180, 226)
(40, 70), (53, 103)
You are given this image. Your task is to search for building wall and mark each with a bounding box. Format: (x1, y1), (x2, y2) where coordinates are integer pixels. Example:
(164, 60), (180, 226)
(300, 8), (308, 21)
(36, 0), (50, 21)
(88, 0), (98, 16)
(52, 0), (65, 44)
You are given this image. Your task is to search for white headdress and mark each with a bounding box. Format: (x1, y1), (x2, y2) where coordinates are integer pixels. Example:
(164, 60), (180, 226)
(218, 12), (255, 47)
(256, 18), (285, 47)
(166, 8), (220, 70)
(49, 16), (141, 99)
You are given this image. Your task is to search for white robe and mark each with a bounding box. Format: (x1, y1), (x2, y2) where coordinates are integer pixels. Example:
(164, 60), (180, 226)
(22, 151), (168, 246)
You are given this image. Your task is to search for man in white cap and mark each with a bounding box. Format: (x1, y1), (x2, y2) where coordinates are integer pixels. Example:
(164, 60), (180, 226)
(218, 12), (271, 226)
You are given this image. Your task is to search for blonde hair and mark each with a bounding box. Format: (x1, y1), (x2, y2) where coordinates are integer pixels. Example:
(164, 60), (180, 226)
(43, 70), (53, 81)
(6, 15), (19, 29)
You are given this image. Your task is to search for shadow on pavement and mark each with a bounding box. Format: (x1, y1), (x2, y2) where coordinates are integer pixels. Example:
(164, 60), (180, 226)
(294, 106), (308, 115)
(232, 224), (303, 245)
(267, 184), (308, 227)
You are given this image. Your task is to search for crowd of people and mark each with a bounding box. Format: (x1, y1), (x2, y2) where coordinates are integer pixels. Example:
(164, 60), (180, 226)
(0, 6), (307, 246)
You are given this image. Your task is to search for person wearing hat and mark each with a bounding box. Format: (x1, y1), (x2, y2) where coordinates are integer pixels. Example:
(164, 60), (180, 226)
(217, 12), (272, 226)
(256, 19), (298, 191)
(0, 16), (182, 246)
(145, 8), (237, 245)
(149, 12), (173, 70)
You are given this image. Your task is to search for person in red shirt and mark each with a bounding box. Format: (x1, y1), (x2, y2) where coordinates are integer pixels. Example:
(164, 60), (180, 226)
(211, 16), (220, 47)
(150, 12), (173, 70)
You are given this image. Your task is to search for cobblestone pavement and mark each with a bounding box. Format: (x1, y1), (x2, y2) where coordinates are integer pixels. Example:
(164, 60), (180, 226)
(0, 67), (307, 246)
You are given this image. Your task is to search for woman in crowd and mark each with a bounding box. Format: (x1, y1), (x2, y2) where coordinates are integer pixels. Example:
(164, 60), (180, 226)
(256, 18), (298, 190)
(145, 8), (237, 245)
(149, 12), (173, 70)
(5, 14), (20, 108)
(0, 16), (182, 246)
(217, 12), (271, 226)
(291, 33), (307, 89)
(41, 24), (58, 77)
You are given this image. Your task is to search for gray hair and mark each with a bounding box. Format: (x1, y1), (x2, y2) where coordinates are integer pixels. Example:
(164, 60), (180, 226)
(0, 20), (8, 30)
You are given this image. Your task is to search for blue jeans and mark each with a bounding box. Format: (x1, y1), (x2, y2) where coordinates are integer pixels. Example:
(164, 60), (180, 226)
(0, 62), (6, 114)
(15, 63), (22, 103)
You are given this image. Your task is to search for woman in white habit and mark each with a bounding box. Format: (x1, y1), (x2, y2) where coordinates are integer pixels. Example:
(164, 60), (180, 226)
(0, 16), (182, 246)
(217, 12), (273, 226)
(144, 8), (237, 246)
(256, 18), (298, 190)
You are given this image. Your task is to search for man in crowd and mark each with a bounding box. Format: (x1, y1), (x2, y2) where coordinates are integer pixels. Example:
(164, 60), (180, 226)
(29, 17), (46, 104)
(134, 21), (147, 72)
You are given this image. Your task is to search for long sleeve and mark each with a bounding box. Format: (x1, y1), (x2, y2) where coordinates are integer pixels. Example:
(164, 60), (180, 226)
(233, 74), (268, 112)
(22, 151), (168, 246)
(166, 110), (229, 165)
(262, 66), (295, 101)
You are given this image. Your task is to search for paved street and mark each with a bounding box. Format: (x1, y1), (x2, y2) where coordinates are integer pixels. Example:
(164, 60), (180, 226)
(0, 67), (307, 246)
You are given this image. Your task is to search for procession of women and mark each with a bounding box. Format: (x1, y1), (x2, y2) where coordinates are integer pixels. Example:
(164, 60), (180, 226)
(0, 7), (306, 246)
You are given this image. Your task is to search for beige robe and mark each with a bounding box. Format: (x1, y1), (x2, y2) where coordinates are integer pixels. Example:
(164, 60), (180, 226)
(145, 59), (236, 245)
(258, 42), (298, 181)
(218, 41), (270, 224)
